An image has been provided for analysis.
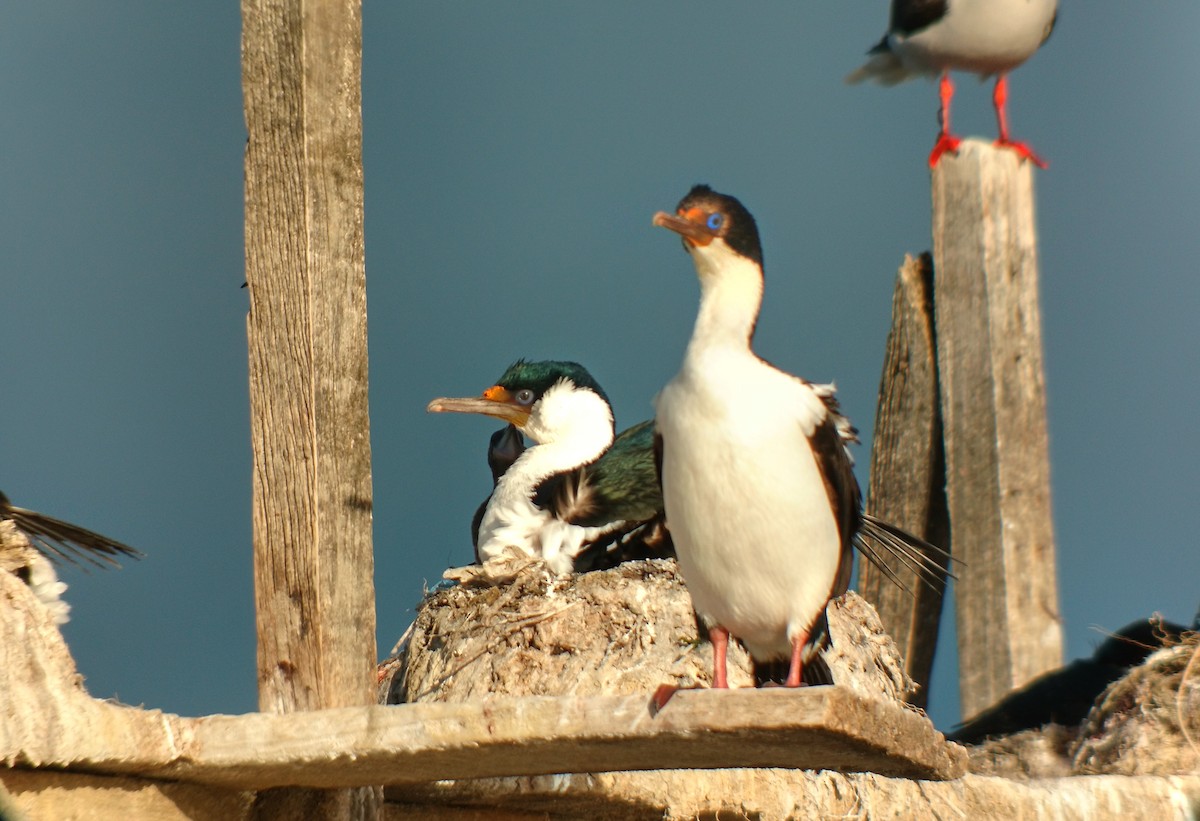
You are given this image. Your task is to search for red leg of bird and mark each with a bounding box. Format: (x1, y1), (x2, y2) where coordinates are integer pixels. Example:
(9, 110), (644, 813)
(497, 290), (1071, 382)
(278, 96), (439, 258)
(993, 74), (1047, 169)
(929, 72), (962, 168)
(651, 624), (731, 713)
(784, 629), (811, 688)
(710, 625), (730, 689)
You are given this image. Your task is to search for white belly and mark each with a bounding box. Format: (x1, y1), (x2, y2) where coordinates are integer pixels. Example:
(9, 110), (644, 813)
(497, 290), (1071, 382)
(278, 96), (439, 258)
(656, 360), (843, 661)
(477, 471), (617, 576)
(895, 0), (1057, 76)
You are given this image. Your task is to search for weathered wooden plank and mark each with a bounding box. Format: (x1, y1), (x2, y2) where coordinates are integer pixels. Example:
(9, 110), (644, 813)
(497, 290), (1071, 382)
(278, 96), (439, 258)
(157, 689), (965, 788)
(930, 139), (1063, 719)
(0, 560), (963, 789)
(242, 0), (375, 816)
(243, 0), (374, 719)
(7, 766), (1200, 821)
(1, 769), (252, 821)
(387, 771), (1200, 821)
(860, 253), (950, 707)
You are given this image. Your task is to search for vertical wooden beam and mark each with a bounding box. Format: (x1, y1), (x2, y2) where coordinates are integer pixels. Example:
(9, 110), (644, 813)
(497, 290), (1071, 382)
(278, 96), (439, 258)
(242, 0), (377, 816)
(860, 253), (950, 708)
(931, 139), (1063, 720)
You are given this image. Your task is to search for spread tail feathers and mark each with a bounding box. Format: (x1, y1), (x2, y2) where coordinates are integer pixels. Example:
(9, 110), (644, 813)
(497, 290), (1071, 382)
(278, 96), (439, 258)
(846, 40), (912, 86)
(856, 514), (955, 595)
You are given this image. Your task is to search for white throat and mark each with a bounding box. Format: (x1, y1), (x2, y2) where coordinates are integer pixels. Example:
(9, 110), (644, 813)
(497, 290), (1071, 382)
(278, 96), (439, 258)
(687, 244), (764, 355)
(475, 381), (614, 571)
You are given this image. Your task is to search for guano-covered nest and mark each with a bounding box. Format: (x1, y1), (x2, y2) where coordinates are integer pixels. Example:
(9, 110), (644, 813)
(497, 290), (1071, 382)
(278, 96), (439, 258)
(379, 558), (914, 706)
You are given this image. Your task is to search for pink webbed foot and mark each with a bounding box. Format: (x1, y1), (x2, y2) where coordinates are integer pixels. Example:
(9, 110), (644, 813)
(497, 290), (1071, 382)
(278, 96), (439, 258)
(928, 132), (963, 168)
(995, 138), (1048, 169)
(650, 624), (733, 714)
(992, 74), (1047, 168)
(650, 683), (684, 714)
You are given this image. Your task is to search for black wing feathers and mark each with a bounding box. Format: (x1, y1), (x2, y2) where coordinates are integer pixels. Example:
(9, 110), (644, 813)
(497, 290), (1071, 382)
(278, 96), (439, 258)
(0, 491), (143, 567)
(536, 420), (663, 529)
(807, 415), (860, 600)
(890, 0), (949, 37)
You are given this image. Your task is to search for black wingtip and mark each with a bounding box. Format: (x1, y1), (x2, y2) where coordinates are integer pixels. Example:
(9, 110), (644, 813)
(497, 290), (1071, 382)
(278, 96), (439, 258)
(1, 493), (144, 568)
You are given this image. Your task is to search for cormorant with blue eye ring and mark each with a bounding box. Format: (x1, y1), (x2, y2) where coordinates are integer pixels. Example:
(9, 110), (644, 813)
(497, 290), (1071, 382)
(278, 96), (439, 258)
(652, 184), (951, 705)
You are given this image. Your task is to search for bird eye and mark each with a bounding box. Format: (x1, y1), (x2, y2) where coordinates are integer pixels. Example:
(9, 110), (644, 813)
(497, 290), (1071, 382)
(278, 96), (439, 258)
(706, 213), (724, 230)
(514, 389), (535, 405)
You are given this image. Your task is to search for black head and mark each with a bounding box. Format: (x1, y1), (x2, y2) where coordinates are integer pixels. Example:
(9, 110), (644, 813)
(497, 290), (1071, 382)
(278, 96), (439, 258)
(495, 359), (612, 410)
(427, 359), (612, 431)
(653, 184), (763, 267)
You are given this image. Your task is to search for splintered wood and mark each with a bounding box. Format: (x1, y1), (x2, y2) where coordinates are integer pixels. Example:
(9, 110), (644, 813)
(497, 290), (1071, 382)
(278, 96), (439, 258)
(860, 252), (950, 706)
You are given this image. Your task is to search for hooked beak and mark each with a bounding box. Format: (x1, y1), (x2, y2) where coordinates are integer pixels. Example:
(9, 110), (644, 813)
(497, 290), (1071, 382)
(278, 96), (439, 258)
(427, 386), (532, 428)
(653, 208), (717, 247)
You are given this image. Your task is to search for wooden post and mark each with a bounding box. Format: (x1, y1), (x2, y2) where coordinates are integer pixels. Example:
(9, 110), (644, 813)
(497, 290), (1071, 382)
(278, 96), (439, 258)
(931, 139), (1063, 720)
(242, 0), (377, 817)
(860, 253), (950, 708)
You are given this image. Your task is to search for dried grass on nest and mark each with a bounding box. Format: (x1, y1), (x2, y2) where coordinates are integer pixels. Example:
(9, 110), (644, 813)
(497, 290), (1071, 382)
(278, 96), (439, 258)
(380, 558), (914, 707)
(1071, 628), (1200, 776)
(383, 558), (751, 704)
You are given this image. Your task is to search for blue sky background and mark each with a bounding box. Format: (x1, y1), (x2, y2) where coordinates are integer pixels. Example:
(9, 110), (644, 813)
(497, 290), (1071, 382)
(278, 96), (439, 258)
(1, 3), (1197, 731)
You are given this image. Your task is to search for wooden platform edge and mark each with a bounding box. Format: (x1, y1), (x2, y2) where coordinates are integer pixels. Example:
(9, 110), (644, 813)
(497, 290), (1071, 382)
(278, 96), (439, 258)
(164, 688), (966, 788)
(6, 688), (966, 791)
(5, 767), (1199, 821)
(385, 771), (1200, 821)
(0, 562), (965, 791)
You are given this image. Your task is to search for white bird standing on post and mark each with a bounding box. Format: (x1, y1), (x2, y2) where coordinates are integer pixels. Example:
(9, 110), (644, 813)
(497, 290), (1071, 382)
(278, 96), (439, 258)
(847, 0), (1058, 168)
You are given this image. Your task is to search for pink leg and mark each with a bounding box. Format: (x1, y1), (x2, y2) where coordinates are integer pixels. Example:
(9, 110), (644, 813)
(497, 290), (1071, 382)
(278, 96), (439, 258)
(650, 623), (731, 713)
(994, 74), (1013, 143)
(784, 629), (811, 688)
(710, 625), (730, 689)
(993, 74), (1047, 168)
(929, 72), (963, 168)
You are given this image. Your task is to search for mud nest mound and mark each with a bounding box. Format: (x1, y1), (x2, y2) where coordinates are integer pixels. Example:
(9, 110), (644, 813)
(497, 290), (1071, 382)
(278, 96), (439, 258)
(1072, 633), (1200, 775)
(379, 558), (914, 706)
(963, 627), (1200, 778)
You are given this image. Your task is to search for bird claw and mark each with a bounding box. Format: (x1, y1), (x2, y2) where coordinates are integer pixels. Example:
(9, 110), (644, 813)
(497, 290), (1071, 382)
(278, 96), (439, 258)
(650, 683), (707, 715)
(995, 138), (1048, 169)
(928, 133), (963, 168)
(650, 684), (679, 714)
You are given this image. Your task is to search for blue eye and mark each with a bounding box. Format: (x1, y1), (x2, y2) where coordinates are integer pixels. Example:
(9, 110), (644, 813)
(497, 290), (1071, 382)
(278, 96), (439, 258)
(706, 213), (724, 230)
